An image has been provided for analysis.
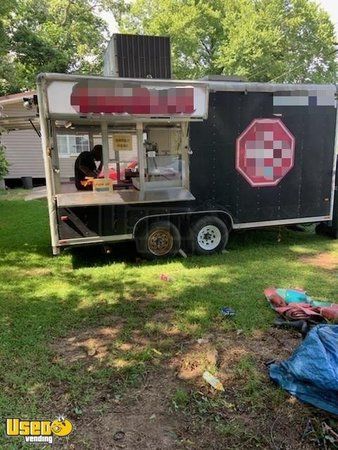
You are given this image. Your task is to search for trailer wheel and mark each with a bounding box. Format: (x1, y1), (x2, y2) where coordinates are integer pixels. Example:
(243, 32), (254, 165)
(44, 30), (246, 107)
(137, 221), (181, 259)
(189, 216), (228, 255)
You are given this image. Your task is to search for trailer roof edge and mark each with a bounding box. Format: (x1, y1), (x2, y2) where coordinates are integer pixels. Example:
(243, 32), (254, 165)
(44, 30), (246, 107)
(36, 72), (208, 86)
(207, 81), (336, 92)
(36, 73), (336, 92)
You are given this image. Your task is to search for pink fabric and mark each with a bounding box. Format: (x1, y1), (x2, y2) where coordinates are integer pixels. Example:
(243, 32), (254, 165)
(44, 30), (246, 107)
(264, 287), (338, 322)
(275, 303), (322, 320)
(264, 288), (287, 307)
(320, 305), (338, 322)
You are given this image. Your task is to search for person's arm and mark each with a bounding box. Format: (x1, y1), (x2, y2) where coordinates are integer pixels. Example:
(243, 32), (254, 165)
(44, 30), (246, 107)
(79, 164), (97, 177)
(97, 161), (103, 174)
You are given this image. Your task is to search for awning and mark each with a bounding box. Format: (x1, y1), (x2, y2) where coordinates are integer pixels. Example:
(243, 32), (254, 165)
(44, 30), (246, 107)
(0, 116), (40, 133)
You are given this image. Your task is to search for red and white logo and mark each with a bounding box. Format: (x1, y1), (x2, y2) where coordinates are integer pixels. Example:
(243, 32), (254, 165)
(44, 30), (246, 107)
(236, 118), (295, 187)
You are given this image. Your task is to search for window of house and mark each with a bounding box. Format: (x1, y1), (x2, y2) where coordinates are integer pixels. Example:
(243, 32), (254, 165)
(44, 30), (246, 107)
(57, 134), (90, 157)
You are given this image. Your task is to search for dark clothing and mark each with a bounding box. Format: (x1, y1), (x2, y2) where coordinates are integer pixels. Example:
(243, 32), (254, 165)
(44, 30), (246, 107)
(74, 151), (97, 190)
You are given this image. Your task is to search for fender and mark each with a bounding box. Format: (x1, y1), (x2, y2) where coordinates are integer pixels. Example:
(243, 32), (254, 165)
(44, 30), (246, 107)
(132, 209), (234, 238)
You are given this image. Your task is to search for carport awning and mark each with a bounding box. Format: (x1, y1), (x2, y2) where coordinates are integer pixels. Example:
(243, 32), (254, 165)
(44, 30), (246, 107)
(0, 116), (40, 132)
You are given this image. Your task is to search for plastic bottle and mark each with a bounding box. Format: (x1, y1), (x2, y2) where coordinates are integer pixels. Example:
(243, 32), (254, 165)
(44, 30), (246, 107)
(203, 371), (224, 391)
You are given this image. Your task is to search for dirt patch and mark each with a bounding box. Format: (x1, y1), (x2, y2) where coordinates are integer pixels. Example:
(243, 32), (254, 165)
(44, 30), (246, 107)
(219, 328), (300, 365)
(51, 325), (124, 364)
(51, 326), (332, 449)
(61, 370), (182, 450)
(170, 341), (218, 380)
(216, 328), (300, 393)
(167, 328), (300, 392)
(300, 252), (338, 270)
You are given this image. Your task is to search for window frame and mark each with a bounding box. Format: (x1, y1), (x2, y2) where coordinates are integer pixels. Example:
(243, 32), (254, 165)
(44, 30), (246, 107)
(56, 133), (90, 158)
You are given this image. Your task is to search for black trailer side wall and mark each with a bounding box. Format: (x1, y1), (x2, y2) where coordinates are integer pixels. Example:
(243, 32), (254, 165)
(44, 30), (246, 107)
(190, 90), (336, 224)
(57, 86), (336, 240)
(57, 201), (196, 239)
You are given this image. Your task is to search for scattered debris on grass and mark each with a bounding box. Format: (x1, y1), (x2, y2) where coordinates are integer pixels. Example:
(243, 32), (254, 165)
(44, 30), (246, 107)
(202, 371), (224, 391)
(302, 418), (338, 448)
(113, 430), (125, 441)
(265, 287), (338, 324)
(170, 342), (218, 381)
(49, 322), (337, 449)
(220, 306), (236, 317)
(160, 273), (172, 282)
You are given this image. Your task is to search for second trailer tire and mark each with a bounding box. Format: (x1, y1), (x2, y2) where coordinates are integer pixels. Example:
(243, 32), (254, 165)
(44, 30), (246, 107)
(137, 221), (181, 259)
(189, 216), (229, 255)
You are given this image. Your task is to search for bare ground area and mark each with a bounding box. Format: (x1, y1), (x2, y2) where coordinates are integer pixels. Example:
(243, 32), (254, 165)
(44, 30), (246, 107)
(50, 324), (337, 449)
(299, 252), (338, 271)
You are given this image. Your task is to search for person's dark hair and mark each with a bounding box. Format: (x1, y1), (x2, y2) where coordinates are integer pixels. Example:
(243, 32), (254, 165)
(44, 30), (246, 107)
(92, 144), (103, 161)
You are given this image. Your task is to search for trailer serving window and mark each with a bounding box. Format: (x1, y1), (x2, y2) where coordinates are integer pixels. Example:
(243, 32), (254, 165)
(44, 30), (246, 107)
(144, 124), (187, 187)
(39, 76), (208, 212)
(53, 122), (190, 195)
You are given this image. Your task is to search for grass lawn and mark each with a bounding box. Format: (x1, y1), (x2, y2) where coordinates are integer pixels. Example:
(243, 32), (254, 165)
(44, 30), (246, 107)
(0, 192), (337, 449)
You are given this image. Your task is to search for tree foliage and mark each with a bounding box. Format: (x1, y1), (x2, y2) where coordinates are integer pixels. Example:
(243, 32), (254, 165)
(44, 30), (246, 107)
(0, 0), (336, 96)
(0, 145), (9, 180)
(0, 0), (108, 95)
(115, 0), (337, 82)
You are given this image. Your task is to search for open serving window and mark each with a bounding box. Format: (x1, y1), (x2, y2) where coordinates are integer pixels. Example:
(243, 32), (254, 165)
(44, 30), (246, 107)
(38, 75), (209, 208)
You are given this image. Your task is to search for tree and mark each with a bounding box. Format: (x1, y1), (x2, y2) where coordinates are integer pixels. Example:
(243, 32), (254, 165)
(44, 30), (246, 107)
(0, 1), (18, 94)
(0, 0), (109, 95)
(113, 0), (337, 83)
(0, 145), (9, 181)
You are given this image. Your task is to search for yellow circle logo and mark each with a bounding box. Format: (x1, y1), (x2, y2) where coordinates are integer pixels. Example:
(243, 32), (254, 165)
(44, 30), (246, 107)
(51, 419), (73, 437)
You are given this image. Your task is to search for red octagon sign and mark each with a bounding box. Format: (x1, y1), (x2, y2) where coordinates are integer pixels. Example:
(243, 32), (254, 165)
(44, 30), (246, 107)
(236, 118), (295, 187)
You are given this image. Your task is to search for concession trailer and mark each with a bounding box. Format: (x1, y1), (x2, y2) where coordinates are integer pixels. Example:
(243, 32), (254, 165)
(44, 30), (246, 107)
(0, 35), (337, 258)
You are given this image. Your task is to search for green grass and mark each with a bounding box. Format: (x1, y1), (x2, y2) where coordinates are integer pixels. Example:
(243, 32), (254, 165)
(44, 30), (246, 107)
(172, 388), (190, 410)
(0, 188), (28, 201)
(0, 192), (337, 446)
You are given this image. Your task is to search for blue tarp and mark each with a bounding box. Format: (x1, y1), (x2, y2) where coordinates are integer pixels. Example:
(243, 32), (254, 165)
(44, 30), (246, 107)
(269, 325), (338, 415)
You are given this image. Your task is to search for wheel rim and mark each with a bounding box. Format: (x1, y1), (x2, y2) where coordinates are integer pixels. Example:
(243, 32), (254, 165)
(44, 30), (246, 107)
(148, 228), (174, 256)
(197, 225), (221, 251)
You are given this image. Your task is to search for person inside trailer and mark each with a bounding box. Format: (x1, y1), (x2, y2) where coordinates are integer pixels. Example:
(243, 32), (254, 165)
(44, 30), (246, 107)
(74, 144), (103, 191)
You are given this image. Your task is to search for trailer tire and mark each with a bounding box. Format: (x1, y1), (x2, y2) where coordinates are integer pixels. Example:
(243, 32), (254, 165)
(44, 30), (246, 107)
(136, 221), (181, 259)
(189, 216), (228, 255)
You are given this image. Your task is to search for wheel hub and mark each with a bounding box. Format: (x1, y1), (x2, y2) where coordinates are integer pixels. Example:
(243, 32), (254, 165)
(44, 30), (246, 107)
(148, 229), (174, 256)
(197, 225), (221, 251)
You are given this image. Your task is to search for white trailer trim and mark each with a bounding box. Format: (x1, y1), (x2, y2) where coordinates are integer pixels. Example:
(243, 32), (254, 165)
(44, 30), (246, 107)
(37, 78), (60, 255)
(232, 215), (331, 230)
(58, 234), (133, 247)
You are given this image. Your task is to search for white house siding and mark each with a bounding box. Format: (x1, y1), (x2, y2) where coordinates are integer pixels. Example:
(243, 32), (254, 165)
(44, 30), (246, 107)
(0, 100), (75, 179)
(1, 101), (35, 118)
(1, 129), (44, 178)
(59, 156), (77, 179)
(0, 101), (43, 179)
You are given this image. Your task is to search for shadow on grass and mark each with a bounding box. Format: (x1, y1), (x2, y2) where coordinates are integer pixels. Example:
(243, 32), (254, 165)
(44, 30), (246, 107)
(0, 199), (337, 436)
(69, 226), (336, 270)
(70, 241), (139, 269)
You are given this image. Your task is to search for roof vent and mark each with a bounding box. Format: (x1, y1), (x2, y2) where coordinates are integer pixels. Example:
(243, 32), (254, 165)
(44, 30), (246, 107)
(103, 34), (171, 79)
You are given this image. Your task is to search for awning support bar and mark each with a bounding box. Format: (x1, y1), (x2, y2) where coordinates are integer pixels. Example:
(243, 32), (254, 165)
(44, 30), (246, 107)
(29, 118), (41, 137)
